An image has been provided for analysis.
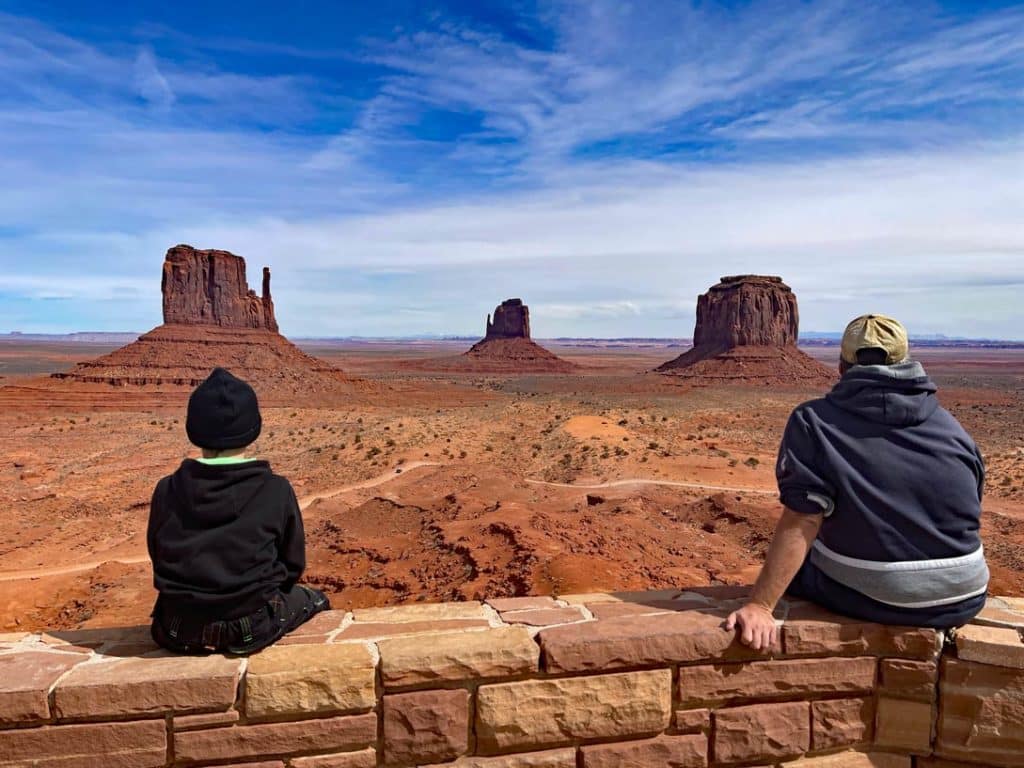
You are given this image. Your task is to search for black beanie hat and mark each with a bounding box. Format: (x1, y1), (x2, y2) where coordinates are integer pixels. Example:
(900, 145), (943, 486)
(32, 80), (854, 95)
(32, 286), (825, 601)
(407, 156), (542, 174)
(186, 368), (262, 450)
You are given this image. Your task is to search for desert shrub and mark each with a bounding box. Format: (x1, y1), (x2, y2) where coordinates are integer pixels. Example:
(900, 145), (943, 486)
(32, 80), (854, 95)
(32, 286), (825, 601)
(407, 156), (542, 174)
(648, 441), (659, 450)
(386, 439), (396, 447)
(744, 457), (760, 468)
(365, 447), (382, 459)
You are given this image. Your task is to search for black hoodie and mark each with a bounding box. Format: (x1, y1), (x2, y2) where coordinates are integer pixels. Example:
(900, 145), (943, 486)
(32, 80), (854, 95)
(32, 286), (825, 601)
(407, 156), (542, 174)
(147, 459), (305, 621)
(777, 360), (986, 565)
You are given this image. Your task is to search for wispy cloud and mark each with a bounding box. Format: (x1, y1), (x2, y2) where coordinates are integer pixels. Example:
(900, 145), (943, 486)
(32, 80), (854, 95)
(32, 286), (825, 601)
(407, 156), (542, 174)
(0, 2), (1022, 337)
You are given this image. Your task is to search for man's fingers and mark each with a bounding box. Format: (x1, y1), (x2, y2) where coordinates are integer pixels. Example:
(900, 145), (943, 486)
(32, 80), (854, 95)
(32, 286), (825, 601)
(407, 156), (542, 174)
(741, 623), (754, 646)
(725, 612), (737, 631)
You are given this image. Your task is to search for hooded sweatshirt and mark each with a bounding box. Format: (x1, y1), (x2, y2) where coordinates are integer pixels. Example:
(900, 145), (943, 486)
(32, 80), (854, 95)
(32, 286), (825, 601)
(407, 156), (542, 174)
(777, 360), (988, 610)
(147, 458), (305, 621)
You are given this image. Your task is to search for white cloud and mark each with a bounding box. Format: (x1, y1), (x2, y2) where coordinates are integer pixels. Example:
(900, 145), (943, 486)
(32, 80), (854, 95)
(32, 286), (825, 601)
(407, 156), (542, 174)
(134, 47), (174, 109)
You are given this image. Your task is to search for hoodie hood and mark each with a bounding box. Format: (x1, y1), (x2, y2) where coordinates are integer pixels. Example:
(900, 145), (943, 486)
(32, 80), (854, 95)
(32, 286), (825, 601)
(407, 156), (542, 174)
(169, 458), (272, 525)
(826, 360), (939, 427)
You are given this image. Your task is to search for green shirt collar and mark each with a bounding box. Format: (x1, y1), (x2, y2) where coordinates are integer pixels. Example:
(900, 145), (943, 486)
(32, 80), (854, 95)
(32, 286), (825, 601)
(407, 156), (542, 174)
(195, 455), (258, 466)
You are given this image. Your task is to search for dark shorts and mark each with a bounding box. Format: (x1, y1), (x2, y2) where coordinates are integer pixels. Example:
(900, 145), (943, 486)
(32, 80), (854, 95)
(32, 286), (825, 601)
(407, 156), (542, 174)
(786, 557), (985, 629)
(151, 585), (330, 655)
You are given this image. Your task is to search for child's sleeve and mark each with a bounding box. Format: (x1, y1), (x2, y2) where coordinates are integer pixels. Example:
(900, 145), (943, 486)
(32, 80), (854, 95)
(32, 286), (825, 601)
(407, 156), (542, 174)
(279, 481), (306, 589)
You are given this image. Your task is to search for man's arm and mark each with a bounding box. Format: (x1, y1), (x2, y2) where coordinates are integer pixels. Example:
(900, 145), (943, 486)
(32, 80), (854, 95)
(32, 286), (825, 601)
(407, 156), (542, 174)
(725, 508), (822, 650)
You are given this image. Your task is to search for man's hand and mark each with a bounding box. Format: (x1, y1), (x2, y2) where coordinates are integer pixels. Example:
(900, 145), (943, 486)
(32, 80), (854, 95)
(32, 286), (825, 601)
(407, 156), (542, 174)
(725, 603), (778, 651)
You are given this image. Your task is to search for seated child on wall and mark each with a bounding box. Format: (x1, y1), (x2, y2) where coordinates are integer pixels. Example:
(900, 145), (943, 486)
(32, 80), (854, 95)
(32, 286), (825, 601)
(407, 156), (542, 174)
(148, 367), (329, 654)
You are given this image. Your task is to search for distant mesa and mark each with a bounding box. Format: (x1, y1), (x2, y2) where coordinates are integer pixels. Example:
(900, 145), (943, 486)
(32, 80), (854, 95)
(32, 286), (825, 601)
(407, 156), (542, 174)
(44, 244), (367, 403)
(656, 275), (835, 385)
(403, 298), (576, 373)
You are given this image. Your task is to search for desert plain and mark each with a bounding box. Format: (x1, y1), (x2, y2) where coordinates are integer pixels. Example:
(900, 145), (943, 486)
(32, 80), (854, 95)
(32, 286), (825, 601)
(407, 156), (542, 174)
(1, 338), (1022, 633)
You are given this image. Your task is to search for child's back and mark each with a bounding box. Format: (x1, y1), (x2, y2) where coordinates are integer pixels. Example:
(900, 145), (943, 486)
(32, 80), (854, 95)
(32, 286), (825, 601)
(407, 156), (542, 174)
(147, 368), (328, 654)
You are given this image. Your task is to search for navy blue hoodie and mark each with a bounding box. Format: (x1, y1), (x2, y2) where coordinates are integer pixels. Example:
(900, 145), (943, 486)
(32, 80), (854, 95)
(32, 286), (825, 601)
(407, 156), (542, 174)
(777, 361), (987, 612)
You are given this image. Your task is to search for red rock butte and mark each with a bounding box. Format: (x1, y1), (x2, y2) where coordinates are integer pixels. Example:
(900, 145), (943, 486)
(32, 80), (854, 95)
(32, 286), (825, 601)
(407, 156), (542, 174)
(657, 275), (835, 385)
(463, 299), (576, 372)
(43, 245), (366, 403)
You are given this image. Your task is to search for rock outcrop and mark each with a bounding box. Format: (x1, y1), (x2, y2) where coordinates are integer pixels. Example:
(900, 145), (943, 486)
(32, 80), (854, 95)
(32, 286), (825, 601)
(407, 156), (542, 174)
(45, 245), (368, 404)
(404, 299), (576, 373)
(485, 299), (530, 340)
(162, 244), (278, 331)
(657, 275), (834, 385)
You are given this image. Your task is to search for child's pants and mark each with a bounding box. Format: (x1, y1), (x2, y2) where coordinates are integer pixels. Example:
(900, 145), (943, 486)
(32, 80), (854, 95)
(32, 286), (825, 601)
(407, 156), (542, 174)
(151, 584), (330, 655)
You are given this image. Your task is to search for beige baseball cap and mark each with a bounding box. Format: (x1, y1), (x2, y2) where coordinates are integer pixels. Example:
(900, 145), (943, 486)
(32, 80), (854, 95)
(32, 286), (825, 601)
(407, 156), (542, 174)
(841, 314), (909, 365)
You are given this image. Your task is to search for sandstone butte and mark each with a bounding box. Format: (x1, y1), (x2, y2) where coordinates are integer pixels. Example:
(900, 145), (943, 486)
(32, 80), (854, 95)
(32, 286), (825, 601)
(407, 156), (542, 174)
(657, 275), (836, 386)
(407, 298), (577, 373)
(2, 588), (1023, 767)
(40, 244), (369, 405)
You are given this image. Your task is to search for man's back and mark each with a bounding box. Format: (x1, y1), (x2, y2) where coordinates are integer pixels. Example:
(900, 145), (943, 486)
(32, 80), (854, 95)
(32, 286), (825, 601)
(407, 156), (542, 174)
(780, 360), (985, 561)
(778, 360), (987, 619)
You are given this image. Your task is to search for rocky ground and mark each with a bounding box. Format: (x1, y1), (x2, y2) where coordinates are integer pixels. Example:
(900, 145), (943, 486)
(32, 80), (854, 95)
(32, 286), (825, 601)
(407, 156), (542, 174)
(0, 341), (1021, 631)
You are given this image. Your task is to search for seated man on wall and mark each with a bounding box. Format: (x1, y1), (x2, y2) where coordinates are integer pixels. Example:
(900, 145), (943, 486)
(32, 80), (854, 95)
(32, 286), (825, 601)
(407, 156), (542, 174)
(727, 315), (988, 649)
(148, 368), (330, 654)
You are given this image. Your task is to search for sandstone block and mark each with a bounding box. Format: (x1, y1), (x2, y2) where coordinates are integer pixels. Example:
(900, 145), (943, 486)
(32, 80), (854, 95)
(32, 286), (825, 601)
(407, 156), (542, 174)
(383, 688), (469, 766)
(419, 749), (577, 767)
(875, 697), (933, 754)
(245, 642), (376, 719)
(352, 602), (488, 623)
(585, 602), (674, 620)
(499, 607), (587, 626)
(174, 713), (377, 762)
(713, 702), (810, 764)
(0, 651), (87, 725)
(677, 656), (875, 706)
(290, 609), (349, 636)
(674, 708), (711, 735)
(335, 619), (491, 641)
(783, 608), (941, 659)
(955, 623), (1024, 668)
(581, 734), (707, 767)
(970, 599), (1024, 631)
(539, 611), (778, 674)
(558, 589), (683, 605)
(936, 657), (1024, 766)
(0, 719), (166, 768)
(878, 659), (937, 702)
(811, 698), (874, 750)
(53, 654), (240, 719)
(778, 753), (911, 767)
(291, 749), (378, 768)
(476, 669), (671, 753)
(486, 596), (558, 612)
(173, 709), (240, 731)
(379, 626), (538, 688)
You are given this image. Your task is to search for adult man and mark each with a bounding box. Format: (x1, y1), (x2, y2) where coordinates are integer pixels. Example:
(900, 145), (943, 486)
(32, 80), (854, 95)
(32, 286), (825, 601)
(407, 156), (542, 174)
(727, 315), (988, 650)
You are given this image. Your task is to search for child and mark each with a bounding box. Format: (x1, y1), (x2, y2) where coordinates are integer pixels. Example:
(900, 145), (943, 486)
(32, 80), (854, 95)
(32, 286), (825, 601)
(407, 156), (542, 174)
(148, 367), (329, 654)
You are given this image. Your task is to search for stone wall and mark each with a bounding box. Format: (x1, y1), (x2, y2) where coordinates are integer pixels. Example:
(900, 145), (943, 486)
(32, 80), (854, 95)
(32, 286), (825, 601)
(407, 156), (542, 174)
(2, 588), (1023, 767)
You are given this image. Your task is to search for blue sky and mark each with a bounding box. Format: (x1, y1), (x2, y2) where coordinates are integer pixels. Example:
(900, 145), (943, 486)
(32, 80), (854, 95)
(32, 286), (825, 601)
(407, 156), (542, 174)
(1, 1), (1022, 338)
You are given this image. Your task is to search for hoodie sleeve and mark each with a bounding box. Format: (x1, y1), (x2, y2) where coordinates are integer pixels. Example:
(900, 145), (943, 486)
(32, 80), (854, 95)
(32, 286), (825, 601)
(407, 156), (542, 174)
(777, 407), (837, 516)
(146, 476), (169, 566)
(278, 481), (306, 589)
